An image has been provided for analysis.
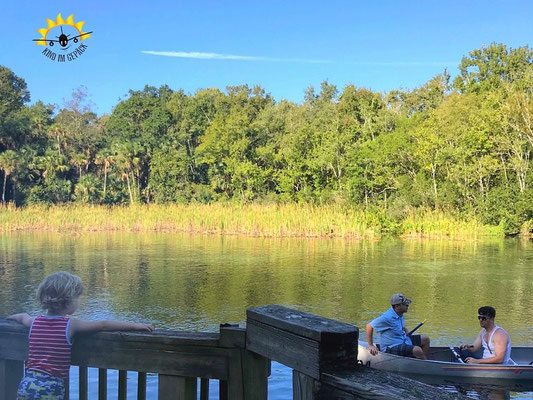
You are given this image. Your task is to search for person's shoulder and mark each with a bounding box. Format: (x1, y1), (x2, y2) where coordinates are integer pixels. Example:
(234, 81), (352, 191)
(380, 307), (394, 317)
(370, 309), (386, 322)
(494, 327), (510, 340)
(373, 308), (394, 321)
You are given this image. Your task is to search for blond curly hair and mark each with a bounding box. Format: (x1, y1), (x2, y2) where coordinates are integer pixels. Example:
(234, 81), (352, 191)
(37, 271), (84, 313)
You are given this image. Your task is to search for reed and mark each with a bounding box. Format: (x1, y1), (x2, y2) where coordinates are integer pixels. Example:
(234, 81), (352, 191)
(400, 208), (503, 239)
(0, 203), (506, 239)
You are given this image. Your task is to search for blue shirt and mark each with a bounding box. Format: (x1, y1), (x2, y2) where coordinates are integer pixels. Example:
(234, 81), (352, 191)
(370, 307), (412, 351)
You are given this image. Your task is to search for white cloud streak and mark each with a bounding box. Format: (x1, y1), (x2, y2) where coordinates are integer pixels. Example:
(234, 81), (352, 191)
(141, 51), (330, 64)
(142, 51), (455, 67)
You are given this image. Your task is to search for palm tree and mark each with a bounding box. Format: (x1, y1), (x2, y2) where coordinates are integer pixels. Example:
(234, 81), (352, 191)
(70, 152), (89, 179)
(112, 142), (141, 204)
(95, 149), (114, 200)
(37, 151), (69, 179)
(0, 150), (18, 203)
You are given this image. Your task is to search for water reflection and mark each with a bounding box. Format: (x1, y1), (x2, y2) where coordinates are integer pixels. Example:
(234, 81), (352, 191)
(1, 233), (532, 399)
(445, 385), (532, 400)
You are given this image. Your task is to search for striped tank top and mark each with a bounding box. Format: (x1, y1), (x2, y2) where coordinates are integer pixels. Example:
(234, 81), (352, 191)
(27, 315), (72, 379)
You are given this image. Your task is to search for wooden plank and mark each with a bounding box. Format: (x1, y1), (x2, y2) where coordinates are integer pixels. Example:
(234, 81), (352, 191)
(0, 320), (229, 379)
(246, 318), (321, 378)
(65, 376), (70, 400)
(138, 371), (147, 400)
(0, 319), (221, 347)
(219, 379), (228, 400)
(319, 366), (472, 399)
(247, 305), (358, 344)
(98, 368), (107, 400)
(223, 326), (268, 400)
(0, 318), (30, 333)
(219, 325), (246, 348)
(0, 331), (29, 360)
(241, 350), (269, 400)
(71, 340), (230, 379)
(227, 349), (244, 400)
(0, 359), (24, 400)
(293, 370), (319, 400)
(200, 378), (209, 400)
(79, 365), (88, 400)
(246, 312), (358, 379)
(118, 370), (127, 400)
(78, 330), (220, 347)
(158, 375), (197, 400)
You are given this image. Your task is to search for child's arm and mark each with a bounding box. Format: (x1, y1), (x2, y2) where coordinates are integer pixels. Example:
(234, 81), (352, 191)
(7, 313), (34, 327)
(69, 318), (154, 339)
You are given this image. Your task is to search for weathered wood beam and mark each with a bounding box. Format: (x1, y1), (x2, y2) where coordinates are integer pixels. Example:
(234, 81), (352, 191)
(0, 359), (24, 400)
(0, 318), (230, 380)
(220, 325), (270, 400)
(158, 375), (197, 400)
(98, 368), (107, 400)
(320, 366), (473, 399)
(246, 305), (359, 379)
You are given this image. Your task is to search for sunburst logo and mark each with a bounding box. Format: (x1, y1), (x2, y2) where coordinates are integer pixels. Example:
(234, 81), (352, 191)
(33, 13), (93, 62)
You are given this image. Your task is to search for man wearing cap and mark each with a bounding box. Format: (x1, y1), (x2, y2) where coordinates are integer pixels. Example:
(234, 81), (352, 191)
(365, 293), (430, 359)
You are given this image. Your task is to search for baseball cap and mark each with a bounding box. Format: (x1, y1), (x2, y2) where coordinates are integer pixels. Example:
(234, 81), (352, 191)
(390, 293), (412, 305)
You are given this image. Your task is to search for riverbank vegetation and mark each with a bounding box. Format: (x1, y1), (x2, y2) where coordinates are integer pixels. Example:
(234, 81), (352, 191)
(0, 204), (503, 239)
(0, 43), (532, 237)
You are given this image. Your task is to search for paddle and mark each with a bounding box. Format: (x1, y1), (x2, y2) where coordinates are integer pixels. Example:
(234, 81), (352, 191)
(449, 346), (465, 363)
(408, 319), (426, 336)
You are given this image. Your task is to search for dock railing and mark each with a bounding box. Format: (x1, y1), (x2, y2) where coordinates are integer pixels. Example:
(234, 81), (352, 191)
(0, 305), (469, 400)
(0, 320), (269, 400)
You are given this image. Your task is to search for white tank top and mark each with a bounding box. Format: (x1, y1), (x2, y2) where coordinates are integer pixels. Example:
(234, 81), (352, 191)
(481, 326), (514, 364)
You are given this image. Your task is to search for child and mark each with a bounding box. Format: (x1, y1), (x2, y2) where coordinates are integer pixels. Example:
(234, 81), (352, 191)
(8, 271), (154, 400)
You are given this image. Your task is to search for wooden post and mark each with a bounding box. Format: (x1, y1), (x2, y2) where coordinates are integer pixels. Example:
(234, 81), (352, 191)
(200, 378), (209, 400)
(246, 305), (359, 380)
(246, 305), (359, 400)
(79, 365), (88, 400)
(137, 371), (147, 400)
(240, 349), (269, 400)
(0, 359), (24, 400)
(98, 368), (107, 400)
(293, 370), (319, 400)
(158, 375), (197, 400)
(118, 370), (127, 400)
(220, 325), (270, 400)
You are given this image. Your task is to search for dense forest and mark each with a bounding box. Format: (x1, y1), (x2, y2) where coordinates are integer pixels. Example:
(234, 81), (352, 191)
(0, 43), (532, 234)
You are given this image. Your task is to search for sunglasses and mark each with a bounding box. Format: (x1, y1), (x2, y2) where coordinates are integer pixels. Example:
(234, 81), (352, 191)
(478, 315), (488, 321)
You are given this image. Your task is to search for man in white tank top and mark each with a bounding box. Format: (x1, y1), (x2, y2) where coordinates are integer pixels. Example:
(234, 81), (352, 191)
(459, 306), (514, 364)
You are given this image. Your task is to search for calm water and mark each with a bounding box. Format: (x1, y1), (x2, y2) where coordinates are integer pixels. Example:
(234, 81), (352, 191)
(1, 232), (532, 399)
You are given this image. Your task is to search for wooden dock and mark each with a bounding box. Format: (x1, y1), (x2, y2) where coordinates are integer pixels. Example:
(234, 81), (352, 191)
(0, 305), (470, 399)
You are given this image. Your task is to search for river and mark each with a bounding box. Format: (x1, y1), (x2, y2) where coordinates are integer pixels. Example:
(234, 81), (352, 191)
(1, 232), (532, 399)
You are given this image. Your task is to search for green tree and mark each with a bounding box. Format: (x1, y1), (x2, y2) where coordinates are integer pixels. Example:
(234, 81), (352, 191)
(0, 66), (30, 121)
(0, 150), (17, 202)
(453, 43), (533, 94)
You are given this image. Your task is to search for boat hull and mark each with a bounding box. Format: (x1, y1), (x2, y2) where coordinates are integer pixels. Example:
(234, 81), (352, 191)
(357, 344), (533, 389)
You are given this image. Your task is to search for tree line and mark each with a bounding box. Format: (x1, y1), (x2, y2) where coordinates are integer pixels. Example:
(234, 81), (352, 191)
(1, 43), (532, 234)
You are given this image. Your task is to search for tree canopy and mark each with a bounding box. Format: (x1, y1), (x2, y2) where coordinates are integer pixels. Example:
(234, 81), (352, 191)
(1, 43), (532, 234)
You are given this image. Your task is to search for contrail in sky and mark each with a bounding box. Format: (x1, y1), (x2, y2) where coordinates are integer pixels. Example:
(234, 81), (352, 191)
(141, 51), (330, 63)
(142, 51), (455, 67)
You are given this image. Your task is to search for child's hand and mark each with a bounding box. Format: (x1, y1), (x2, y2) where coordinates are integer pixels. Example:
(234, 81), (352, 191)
(134, 323), (154, 333)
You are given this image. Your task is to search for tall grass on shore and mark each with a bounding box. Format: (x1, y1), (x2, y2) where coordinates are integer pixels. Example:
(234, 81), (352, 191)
(0, 203), (504, 239)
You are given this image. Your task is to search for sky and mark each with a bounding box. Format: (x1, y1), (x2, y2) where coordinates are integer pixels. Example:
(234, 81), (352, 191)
(1, 0), (532, 115)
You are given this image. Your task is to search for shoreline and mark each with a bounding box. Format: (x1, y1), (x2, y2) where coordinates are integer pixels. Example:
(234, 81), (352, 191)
(1, 203), (523, 240)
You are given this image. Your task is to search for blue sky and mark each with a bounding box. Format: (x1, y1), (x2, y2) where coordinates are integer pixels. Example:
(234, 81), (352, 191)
(1, 0), (532, 115)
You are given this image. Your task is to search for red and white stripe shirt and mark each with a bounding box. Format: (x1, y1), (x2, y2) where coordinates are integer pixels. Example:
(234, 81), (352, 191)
(27, 315), (72, 379)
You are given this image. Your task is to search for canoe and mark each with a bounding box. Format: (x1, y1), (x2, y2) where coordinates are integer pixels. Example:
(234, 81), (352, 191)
(357, 342), (533, 389)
